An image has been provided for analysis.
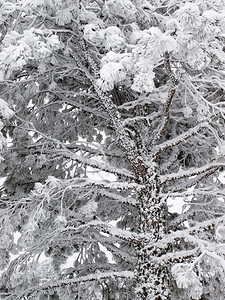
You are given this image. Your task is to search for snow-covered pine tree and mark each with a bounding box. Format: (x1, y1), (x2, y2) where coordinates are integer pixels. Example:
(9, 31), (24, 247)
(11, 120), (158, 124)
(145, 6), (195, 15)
(0, 0), (224, 299)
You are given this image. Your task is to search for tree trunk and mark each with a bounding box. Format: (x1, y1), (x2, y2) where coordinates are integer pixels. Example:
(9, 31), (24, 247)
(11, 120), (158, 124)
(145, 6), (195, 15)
(135, 164), (171, 299)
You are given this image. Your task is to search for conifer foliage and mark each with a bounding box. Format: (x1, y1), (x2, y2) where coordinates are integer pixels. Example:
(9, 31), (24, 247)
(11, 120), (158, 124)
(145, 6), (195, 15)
(0, 0), (225, 299)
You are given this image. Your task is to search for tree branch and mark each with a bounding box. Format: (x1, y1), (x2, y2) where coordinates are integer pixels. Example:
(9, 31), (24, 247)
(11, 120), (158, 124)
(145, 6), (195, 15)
(63, 221), (140, 244)
(160, 162), (223, 184)
(154, 215), (225, 250)
(55, 148), (135, 180)
(27, 89), (109, 119)
(166, 168), (219, 193)
(152, 52), (179, 143)
(154, 247), (201, 265)
(153, 121), (209, 154)
(11, 271), (134, 300)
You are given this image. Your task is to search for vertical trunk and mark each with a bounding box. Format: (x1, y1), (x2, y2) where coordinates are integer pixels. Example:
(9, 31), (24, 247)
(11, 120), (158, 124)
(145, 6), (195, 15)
(135, 164), (171, 300)
(97, 79), (172, 299)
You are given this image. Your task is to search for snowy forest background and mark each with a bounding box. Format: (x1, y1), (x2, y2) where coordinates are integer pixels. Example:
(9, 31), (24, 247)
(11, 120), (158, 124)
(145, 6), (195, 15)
(0, 0), (224, 299)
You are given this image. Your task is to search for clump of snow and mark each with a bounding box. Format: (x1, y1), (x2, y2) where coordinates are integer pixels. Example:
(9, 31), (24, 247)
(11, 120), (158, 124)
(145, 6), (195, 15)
(45, 175), (63, 189)
(83, 24), (105, 46)
(78, 200), (98, 218)
(172, 263), (203, 299)
(96, 62), (127, 91)
(216, 225), (225, 242)
(54, 215), (67, 227)
(104, 26), (126, 51)
(0, 28), (61, 80)
(97, 27), (177, 93)
(105, 0), (137, 22)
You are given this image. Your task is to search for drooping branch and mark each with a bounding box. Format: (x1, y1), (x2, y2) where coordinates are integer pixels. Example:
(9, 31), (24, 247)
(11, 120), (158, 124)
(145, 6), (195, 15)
(14, 140), (126, 160)
(167, 186), (225, 198)
(46, 90), (109, 119)
(14, 117), (135, 180)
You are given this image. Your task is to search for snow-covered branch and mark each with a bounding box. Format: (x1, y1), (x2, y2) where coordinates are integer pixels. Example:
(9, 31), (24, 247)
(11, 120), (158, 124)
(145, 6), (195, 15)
(167, 187), (225, 198)
(161, 162), (223, 183)
(49, 90), (109, 119)
(154, 247), (201, 265)
(55, 148), (135, 179)
(12, 271), (134, 300)
(63, 221), (140, 244)
(94, 87), (149, 181)
(152, 52), (179, 143)
(103, 242), (136, 263)
(168, 168), (219, 193)
(14, 117), (135, 180)
(153, 121), (208, 153)
(98, 190), (136, 206)
(156, 215), (225, 249)
(66, 178), (141, 191)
